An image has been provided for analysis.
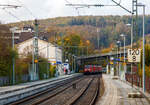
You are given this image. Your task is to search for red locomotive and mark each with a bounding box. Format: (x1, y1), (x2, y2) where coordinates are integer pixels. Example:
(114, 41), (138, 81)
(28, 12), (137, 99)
(84, 65), (102, 74)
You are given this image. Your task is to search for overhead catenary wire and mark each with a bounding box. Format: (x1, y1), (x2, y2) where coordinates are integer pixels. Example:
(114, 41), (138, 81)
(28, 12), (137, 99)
(80, 0), (88, 15)
(64, 0), (85, 16)
(14, 0), (36, 19)
(65, 0), (120, 8)
(0, 4), (21, 9)
(75, 7), (82, 16)
(64, 0), (72, 4)
(66, 4), (118, 8)
(119, 0), (122, 4)
(3, 8), (22, 22)
(111, 0), (133, 14)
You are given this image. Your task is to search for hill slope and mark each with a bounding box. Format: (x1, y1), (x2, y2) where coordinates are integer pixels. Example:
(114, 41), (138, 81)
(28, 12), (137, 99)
(7, 15), (150, 50)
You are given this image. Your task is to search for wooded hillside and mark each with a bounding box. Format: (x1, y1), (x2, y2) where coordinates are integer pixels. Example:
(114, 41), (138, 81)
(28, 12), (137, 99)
(8, 15), (150, 51)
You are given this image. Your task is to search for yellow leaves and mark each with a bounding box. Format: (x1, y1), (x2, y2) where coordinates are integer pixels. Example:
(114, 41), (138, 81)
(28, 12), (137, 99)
(101, 48), (111, 54)
(146, 66), (150, 77)
(79, 41), (83, 46)
(65, 37), (70, 41)
(57, 40), (62, 46)
(50, 65), (56, 77)
(110, 43), (114, 49)
(86, 40), (90, 46)
(138, 65), (150, 77)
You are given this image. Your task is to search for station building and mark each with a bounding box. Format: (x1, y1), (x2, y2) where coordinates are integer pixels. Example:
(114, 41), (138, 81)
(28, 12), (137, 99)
(16, 38), (62, 64)
(10, 26), (64, 80)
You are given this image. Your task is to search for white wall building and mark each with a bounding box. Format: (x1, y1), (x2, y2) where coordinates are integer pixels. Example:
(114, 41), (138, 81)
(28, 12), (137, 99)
(16, 38), (62, 64)
(16, 38), (64, 77)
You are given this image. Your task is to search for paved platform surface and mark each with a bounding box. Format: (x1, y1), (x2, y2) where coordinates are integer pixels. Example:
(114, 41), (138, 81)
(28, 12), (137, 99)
(0, 73), (82, 105)
(97, 74), (150, 105)
(0, 73), (80, 95)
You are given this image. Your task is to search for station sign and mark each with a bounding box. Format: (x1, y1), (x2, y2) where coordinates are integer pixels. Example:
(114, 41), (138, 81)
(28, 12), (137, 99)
(56, 61), (62, 64)
(128, 49), (141, 62)
(115, 58), (120, 61)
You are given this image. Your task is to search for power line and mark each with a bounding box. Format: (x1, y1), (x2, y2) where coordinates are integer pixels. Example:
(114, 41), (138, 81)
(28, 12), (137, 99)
(14, 0), (36, 19)
(64, 0), (72, 4)
(64, 0), (85, 16)
(119, 0), (122, 4)
(0, 4), (22, 22)
(75, 7), (83, 16)
(80, 0), (87, 15)
(111, 0), (133, 14)
(3, 8), (22, 21)
(0, 4), (21, 9)
(66, 3), (117, 8)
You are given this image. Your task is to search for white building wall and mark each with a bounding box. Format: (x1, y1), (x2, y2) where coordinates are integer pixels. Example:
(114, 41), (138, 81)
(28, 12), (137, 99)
(17, 38), (33, 57)
(17, 38), (62, 63)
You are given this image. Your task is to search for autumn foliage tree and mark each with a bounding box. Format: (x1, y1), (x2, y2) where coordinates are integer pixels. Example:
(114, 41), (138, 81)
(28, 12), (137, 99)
(139, 44), (150, 77)
(0, 25), (18, 81)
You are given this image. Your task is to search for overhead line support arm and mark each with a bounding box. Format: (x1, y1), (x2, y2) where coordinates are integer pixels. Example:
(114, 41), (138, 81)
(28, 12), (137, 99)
(112, 0), (133, 14)
(0, 4), (21, 9)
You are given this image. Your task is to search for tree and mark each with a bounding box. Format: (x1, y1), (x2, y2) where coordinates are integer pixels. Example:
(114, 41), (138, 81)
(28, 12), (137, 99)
(0, 25), (15, 78)
(139, 44), (150, 77)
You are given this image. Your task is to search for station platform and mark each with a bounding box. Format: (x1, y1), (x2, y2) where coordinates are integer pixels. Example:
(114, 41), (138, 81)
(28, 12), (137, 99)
(0, 73), (82, 105)
(97, 74), (150, 105)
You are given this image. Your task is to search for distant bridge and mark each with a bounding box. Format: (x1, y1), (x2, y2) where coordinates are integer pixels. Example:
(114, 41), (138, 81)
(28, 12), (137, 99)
(77, 50), (128, 60)
(76, 50), (128, 67)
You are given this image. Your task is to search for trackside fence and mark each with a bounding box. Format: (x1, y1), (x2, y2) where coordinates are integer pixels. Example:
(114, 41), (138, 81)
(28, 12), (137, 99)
(126, 73), (150, 93)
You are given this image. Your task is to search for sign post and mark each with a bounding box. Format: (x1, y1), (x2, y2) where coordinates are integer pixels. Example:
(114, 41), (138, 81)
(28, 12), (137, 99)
(128, 49), (141, 63)
(128, 49), (141, 87)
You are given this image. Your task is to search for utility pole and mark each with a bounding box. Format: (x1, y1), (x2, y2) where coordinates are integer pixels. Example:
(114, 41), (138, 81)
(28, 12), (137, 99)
(74, 55), (76, 73)
(133, 0), (138, 42)
(87, 47), (88, 57)
(47, 43), (50, 78)
(10, 27), (18, 85)
(72, 55), (74, 72)
(60, 33), (64, 63)
(97, 27), (100, 49)
(131, 0), (138, 87)
(136, 3), (146, 92)
(33, 19), (39, 80)
(111, 0), (137, 87)
(2, 4), (21, 85)
(12, 30), (15, 85)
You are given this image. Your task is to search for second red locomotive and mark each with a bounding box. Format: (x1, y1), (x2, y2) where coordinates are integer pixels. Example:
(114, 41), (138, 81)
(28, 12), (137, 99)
(84, 65), (102, 74)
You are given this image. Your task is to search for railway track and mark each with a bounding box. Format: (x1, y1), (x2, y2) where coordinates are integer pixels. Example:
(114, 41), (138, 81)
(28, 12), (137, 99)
(66, 75), (100, 105)
(10, 75), (102, 105)
(9, 76), (84, 105)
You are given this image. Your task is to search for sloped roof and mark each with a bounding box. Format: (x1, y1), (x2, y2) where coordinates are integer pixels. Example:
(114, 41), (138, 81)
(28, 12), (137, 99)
(16, 37), (54, 47)
(15, 32), (50, 44)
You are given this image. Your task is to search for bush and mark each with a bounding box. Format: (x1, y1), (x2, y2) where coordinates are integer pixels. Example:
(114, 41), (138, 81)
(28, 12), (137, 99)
(50, 65), (56, 77)
(39, 62), (49, 80)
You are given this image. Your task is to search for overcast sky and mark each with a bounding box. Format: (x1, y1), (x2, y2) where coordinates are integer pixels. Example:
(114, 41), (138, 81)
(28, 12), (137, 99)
(0, 0), (150, 23)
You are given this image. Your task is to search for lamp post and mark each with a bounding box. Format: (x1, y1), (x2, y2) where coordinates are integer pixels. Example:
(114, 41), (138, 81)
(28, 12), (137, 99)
(120, 34), (126, 80)
(137, 3), (145, 92)
(68, 53), (71, 72)
(10, 27), (18, 85)
(97, 28), (100, 49)
(47, 43), (50, 78)
(74, 55), (76, 73)
(117, 41), (121, 77)
(126, 23), (134, 87)
(116, 45), (118, 76)
(72, 54), (74, 72)
(12, 31), (15, 84)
